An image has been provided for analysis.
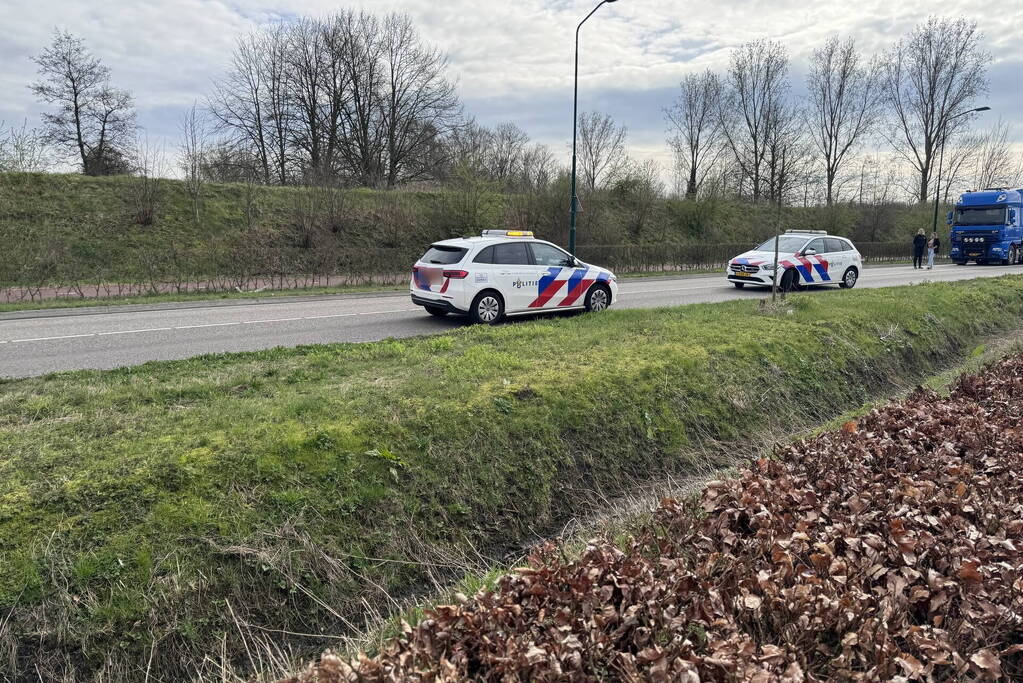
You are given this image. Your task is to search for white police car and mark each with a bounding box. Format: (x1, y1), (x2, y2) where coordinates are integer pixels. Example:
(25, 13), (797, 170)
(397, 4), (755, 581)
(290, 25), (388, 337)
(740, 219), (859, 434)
(411, 231), (619, 324)
(726, 230), (863, 291)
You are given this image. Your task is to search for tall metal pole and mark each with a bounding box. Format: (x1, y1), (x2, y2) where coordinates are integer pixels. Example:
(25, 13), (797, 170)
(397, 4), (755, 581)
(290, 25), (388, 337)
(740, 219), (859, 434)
(569, 0), (613, 256)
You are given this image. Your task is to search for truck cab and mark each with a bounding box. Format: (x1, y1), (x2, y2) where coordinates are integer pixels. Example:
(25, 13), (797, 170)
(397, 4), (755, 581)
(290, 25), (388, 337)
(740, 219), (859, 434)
(948, 188), (1023, 265)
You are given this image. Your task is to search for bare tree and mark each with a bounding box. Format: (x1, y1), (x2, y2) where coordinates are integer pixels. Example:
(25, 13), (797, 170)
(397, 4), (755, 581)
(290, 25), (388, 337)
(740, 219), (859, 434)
(666, 70), (724, 199)
(261, 24), (293, 186)
(0, 120), (50, 172)
(613, 159), (664, 239)
(968, 119), (1022, 190)
(487, 122), (529, 185)
(379, 13), (460, 187)
(285, 17), (331, 181)
(880, 17), (991, 203)
(721, 40), (789, 203)
(128, 138), (167, 226)
(577, 111), (627, 192)
(335, 10), (387, 186)
(30, 30), (136, 175)
(208, 10), (460, 189)
(209, 32), (274, 184)
(199, 141), (262, 184)
(445, 117), (493, 176)
(806, 36), (880, 204)
(765, 97), (811, 206)
(518, 144), (559, 192)
(179, 103), (211, 223)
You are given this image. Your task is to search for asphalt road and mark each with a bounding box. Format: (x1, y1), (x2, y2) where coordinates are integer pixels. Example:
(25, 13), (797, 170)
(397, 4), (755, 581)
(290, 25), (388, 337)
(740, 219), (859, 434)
(2, 263), (1020, 378)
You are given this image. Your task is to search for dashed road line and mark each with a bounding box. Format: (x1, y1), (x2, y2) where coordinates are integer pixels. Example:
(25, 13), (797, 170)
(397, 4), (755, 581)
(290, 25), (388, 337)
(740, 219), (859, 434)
(1, 308), (420, 345)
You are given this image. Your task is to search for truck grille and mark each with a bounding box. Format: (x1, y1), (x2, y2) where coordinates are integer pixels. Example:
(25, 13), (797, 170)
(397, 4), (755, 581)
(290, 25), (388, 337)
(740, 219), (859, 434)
(958, 232), (998, 244)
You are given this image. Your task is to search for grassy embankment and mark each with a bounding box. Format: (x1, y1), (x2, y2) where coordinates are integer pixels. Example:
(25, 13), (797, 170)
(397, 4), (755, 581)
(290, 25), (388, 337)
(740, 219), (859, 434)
(0, 171), (934, 295)
(2, 277), (1022, 679)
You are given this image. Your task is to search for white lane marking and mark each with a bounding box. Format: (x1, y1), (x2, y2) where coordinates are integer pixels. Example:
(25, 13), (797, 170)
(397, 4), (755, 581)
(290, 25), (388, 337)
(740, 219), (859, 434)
(305, 313), (358, 320)
(358, 308), (417, 315)
(8, 333), (95, 343)
(174, 322), (243, 330)
(2, 308), (420, 344)
(96, 327), (174, 337)
(242, 316), (304, 324)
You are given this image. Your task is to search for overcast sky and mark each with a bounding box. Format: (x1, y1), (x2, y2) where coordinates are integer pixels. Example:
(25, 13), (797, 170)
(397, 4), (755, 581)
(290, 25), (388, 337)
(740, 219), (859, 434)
(1, 0), (1020, 178)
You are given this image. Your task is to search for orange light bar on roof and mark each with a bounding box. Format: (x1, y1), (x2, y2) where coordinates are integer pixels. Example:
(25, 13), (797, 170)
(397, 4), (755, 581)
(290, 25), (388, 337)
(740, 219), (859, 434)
(481, 230), (534, 238)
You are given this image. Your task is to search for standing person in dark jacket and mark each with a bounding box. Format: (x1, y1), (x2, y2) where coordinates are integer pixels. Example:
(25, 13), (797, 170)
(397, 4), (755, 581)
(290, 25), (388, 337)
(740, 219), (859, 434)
(927, 231), (941, 269)
(913, 229), (927, 269)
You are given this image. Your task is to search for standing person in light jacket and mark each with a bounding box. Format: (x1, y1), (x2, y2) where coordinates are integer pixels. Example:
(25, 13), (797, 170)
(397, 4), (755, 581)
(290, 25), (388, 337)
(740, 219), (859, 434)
(913, 229), (927, 269)
(927, 231), (941, 270)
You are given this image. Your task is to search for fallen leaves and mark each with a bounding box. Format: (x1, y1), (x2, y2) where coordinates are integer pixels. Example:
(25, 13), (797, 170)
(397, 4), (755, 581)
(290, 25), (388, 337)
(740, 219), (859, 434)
(285, 356), (1023, 682)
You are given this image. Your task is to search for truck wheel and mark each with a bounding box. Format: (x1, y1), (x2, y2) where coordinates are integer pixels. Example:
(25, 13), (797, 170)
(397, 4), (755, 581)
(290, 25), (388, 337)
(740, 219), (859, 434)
(470, 291), (504, 325)
(1009, 245), (1020, 265)
(839, 267), (859, 289)
(953, 261), (967, 266)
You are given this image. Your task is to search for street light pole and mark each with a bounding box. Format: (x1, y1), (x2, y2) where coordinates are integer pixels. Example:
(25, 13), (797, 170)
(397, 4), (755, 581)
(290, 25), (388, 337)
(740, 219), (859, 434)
(569, 0), (618, 256)
(931, 106), (990, 237)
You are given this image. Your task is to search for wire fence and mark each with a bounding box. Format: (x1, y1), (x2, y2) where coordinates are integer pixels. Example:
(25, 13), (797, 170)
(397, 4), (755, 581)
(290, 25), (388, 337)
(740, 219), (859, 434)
(1, 241), (948, 304)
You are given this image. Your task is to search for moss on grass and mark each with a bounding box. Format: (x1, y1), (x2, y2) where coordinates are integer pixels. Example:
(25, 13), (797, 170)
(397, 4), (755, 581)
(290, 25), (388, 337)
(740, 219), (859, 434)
(2, 277), (1023, 679)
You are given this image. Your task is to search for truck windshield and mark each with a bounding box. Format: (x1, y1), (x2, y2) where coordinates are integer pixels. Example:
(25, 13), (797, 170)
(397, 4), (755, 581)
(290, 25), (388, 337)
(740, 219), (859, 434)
(755, 236), (809, 253)
(955, 207), (1006, 226)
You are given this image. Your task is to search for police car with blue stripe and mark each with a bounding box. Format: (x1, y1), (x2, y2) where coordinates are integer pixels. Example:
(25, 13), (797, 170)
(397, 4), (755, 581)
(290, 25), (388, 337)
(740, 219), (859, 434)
(411, 231), (619, 324)
(727, 230), (863, 291)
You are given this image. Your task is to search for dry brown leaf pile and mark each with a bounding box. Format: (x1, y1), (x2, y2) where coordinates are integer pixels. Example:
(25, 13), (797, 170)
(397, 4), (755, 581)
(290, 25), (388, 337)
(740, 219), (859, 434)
(286, 356), (1023, 681)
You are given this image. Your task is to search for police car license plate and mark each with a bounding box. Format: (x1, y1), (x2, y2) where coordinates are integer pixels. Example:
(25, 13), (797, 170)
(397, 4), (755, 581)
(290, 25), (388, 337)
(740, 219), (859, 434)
(735, 271), (750, 277)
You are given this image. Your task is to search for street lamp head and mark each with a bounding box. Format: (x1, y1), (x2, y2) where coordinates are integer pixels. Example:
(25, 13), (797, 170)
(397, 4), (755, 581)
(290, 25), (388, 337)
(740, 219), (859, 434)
(974, 106), (991, 112)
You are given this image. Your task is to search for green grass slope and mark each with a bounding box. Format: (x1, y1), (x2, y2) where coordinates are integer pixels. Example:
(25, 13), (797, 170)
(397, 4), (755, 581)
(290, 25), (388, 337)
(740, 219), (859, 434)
(2, 278), (1022, 679)
(1, 172), (935, 295)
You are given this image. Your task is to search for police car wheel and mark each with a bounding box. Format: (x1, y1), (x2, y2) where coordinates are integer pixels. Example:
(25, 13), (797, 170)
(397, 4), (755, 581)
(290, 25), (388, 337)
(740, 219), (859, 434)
(733, 282), (745, 289)
(585, 285), (611, 313)
(470, 291), (504, 325)
(780, 269), (799, 292)
(839, 267), (858, 289)
(425, 306), (449, 318)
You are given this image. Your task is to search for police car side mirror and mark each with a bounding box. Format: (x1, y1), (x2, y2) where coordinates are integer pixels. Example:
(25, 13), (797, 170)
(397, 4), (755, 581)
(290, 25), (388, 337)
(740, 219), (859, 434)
(802, 248), (817, 256)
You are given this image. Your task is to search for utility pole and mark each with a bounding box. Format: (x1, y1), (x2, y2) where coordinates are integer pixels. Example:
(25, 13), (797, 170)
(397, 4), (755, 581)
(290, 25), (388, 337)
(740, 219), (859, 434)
(568, 0), (619, 256)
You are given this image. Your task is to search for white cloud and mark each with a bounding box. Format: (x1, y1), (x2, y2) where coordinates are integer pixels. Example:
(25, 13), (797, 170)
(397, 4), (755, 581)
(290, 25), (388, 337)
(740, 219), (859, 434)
(1, 0), (1020, 173)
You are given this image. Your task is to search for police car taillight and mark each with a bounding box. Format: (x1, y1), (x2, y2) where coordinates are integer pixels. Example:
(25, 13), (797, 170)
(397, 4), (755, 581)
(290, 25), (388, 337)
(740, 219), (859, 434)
(443, 269), (469, 279)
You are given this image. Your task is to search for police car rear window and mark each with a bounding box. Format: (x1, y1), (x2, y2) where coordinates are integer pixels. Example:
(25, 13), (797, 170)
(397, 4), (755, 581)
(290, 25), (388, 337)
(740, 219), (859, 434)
(421, 245), (468, 265)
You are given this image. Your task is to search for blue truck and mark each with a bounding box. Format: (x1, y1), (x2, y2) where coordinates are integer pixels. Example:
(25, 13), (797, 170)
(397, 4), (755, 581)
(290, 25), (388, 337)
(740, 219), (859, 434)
(948, 188), (1023, 265)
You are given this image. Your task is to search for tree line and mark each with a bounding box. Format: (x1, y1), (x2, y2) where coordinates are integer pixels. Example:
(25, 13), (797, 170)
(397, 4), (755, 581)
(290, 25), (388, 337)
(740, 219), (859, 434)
(666, 17), (1019, 206)
(2, 13), (1020, 210)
